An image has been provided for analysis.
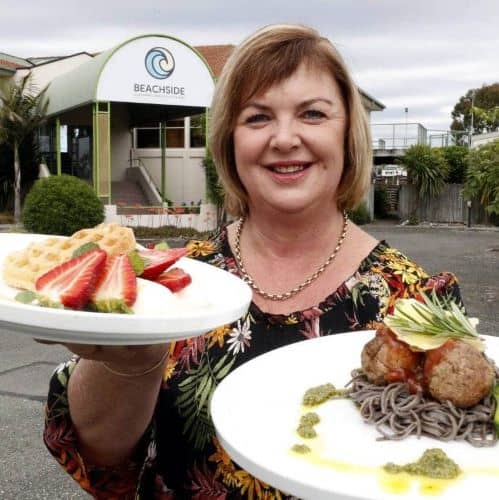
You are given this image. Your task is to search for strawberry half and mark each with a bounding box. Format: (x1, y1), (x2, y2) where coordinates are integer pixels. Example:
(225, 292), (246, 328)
(155, 267), (192, 293)
(35, 248), (107, 309)
(137, 248), (188, 280)
(89, 254), (137, 313)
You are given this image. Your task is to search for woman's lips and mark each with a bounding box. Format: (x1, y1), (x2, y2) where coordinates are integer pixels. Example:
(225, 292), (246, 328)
(265, 163), (312, 183)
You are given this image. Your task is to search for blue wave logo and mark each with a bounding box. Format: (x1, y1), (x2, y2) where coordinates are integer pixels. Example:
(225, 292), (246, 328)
(144, 47), (175, 79)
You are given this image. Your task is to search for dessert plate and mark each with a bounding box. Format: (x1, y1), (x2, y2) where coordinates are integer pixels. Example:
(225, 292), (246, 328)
(0, 233), (252, 344)
(211, 330), (499, 500)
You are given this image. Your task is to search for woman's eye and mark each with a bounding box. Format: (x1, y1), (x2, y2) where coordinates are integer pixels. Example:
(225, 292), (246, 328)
(302, 109), (327, 120)
(245, 113), (269, 124)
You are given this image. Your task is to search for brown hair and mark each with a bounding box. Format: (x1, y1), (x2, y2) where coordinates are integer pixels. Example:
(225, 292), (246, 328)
(209, 24), (372, 217)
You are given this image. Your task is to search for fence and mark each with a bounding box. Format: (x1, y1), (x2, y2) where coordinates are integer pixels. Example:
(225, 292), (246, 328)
(103, 202), (219, 232)
(398, 184), (489, 224)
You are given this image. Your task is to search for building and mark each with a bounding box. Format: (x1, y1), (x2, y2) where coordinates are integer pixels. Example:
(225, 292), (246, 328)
(1, 34), (384, 228)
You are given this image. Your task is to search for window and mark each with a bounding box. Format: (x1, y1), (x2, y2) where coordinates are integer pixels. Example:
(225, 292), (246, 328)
(135, 119), (186, 149)
(136, 127), (160, 148)
(165, 118), (184, 148)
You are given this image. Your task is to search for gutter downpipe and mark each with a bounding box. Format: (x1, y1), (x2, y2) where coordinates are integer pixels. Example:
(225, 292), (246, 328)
(160, 120), (166, 202)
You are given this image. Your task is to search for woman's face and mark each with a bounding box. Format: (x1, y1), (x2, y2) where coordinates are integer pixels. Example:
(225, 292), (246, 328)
(233, 63), (347, 216)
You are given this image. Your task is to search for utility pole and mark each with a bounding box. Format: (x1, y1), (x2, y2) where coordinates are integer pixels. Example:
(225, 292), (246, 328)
(469, 90), (475, 147)
(404, 107), (408, 147)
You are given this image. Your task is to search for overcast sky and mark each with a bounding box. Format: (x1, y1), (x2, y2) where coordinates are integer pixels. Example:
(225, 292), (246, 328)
(1, 0), (498, 131)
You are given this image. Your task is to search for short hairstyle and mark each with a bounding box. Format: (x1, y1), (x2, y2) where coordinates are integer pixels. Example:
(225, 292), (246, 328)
(209, 23), (372, 217)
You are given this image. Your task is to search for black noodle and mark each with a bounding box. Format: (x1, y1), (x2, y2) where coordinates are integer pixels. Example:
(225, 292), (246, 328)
(347, 369), (498, 448)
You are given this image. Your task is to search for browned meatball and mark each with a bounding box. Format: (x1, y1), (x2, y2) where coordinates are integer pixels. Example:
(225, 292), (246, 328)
(424, 339), (495, 408)
(361, 326), (422, 385)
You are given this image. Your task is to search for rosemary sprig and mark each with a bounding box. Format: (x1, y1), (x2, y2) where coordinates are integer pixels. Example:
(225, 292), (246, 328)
(385, 290), (479, 340)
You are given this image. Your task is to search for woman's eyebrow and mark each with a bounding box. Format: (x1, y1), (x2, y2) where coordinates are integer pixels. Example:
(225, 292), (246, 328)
(240, 102), (271, 111)
(299, 98), (334, 107)
(243, 98), (335, 110)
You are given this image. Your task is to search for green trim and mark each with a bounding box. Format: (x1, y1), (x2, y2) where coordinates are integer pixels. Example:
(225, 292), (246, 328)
(107, 101), (111, 204)
(160, 121), (166, 200)
(204, 108), (209, 201)
(55, 118), (61, 175)
(92, 103), (99, 193)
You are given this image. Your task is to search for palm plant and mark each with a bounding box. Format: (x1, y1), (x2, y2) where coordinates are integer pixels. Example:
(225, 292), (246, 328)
(0, 74), (48, 222)
(400, 145), (449, 220)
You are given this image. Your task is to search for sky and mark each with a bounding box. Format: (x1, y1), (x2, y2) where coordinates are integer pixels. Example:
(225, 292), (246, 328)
(1, 0), (498, 132)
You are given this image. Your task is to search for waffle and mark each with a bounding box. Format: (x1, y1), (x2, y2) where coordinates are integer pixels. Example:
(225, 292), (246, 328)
(2, 223), (136, 291)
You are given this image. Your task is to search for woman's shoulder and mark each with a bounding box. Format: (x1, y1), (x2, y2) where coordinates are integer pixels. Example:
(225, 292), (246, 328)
(184, 224), (232, 263)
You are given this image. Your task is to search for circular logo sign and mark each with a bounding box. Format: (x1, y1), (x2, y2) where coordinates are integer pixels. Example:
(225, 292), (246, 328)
(144, 47), (175, 79)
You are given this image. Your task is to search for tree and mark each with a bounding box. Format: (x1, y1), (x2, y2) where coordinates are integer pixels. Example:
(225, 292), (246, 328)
(463, 139), (499, 218)
(450, 83), (499, 136)
(202, 148), (225, 226)
(440, 146), (469, 184)
(0, 74), (48, 222)
(399, 145), (449, 219)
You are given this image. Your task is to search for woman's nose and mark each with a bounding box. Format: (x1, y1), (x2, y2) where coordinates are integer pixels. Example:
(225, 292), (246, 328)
(269, 121), (301, 151)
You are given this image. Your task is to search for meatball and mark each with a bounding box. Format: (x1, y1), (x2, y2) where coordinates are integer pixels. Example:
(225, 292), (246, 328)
(361, 326), (422, 385)
(424, 339), (495, 408)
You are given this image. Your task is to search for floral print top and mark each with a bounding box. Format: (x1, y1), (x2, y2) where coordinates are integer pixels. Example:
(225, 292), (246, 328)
(44, 228), (462, 499)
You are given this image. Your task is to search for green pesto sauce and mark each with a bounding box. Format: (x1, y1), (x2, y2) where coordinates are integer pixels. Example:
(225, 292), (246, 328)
(300, 412), (320, 426)
(384, 449), (461, 480)
(291, 443), (311, 454)
(302, 383), (348, 406)
(297, 424), (317, 439)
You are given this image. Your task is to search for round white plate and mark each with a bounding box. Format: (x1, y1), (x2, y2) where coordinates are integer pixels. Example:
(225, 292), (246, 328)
(211, 330), (499, 500)
(0, 232), (252, 344)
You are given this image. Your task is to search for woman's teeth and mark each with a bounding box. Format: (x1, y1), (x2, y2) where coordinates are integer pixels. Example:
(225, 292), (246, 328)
(271, 165), (307, 173)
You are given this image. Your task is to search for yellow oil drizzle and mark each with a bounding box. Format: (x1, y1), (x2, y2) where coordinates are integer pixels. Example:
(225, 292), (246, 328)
(290, 445), (460, 495)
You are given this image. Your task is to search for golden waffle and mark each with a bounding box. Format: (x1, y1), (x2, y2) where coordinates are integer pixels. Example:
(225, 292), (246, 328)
(2, 223), (136, 291)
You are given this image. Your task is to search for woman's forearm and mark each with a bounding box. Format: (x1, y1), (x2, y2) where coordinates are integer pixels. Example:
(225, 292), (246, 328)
(68, 358), (165, 466)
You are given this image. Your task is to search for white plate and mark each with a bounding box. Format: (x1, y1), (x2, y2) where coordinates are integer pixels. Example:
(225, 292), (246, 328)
(0, 233), (251, 344)
(211, 330), (499, 500)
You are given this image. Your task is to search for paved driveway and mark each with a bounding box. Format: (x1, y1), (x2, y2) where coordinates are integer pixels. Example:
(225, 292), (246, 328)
(0, 223), (497, 499)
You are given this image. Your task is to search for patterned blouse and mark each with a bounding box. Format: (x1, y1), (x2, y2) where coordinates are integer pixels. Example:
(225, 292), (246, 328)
(43, 228), (462, 499)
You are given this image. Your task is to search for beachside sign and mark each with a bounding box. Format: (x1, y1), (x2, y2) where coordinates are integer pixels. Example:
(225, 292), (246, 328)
(97, 35), (214, 107)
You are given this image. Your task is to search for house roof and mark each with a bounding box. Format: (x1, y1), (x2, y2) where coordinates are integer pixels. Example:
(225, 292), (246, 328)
(195, 45), (235, 78)
(0, 52), (32, 74)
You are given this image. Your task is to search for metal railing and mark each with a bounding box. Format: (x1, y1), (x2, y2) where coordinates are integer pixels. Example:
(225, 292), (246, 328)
(371, 123), (467, 151)
(127, 157), (164, 205)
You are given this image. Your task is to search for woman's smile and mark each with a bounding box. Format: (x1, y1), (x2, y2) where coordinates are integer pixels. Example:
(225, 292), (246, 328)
(265, 160), (313, 183)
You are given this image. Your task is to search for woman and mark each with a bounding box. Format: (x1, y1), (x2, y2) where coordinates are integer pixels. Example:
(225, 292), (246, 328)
(44, 24), (461, 498)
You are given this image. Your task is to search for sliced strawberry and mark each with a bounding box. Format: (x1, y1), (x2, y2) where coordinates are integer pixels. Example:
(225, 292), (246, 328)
(137, 248), (188, 280)
(155, 267), (192, 293)
(35, 248), (107, 310)
(89, 254), (137, 313)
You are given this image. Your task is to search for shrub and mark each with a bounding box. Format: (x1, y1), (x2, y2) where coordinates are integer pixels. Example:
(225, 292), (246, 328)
(374, 186), (390, 218)
(348, 203), (372, 225)
(133, 225), (211, 240)
(464, 139), (499, 217)
(22, 175), (104, 235)
(407, 214), (419, 225)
